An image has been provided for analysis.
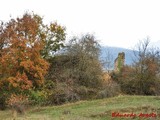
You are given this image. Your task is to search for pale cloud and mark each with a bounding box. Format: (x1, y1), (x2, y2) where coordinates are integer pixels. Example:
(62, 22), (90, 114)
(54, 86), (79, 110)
(0, 0), (160, 48)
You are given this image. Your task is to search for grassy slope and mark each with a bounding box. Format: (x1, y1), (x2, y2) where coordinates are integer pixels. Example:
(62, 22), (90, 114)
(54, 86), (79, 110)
(1, 95), (160, 120)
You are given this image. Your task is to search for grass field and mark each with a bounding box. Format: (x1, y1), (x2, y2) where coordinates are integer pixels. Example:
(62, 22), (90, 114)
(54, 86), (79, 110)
(1, 95), (160, 120)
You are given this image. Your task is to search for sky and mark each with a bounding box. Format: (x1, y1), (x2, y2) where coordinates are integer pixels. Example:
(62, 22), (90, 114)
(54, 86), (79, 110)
(1, 0), (160, 49)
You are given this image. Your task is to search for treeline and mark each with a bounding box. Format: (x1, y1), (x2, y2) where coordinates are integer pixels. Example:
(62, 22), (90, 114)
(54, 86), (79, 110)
(0, 12), (160, 114)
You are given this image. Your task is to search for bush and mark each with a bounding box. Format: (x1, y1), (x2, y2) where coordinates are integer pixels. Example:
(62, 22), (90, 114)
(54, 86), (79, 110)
(29, 90), (47, 106)
(0, 96), (6, 110)
(112, 65), (160, 95)
(97, 80), (121, 99)
(6, 94), (29, 116)
(75, 86), (98, 100)
(47, 83), (80, 105)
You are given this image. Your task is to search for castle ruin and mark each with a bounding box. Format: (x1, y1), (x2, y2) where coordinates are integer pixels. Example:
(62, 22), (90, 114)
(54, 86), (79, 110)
(114, 52), (125, 73)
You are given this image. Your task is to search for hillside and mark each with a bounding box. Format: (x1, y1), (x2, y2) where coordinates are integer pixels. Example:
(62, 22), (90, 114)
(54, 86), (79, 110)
(1, 95), (160, 120)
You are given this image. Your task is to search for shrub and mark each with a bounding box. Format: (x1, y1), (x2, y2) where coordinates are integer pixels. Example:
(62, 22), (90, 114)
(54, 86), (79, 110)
(75, 86), (98, 100)
(6, 94), (29, 119)
(47, 83), (80, 105)
(97, 80), (121, 99)
(0, 96), (6, 110)
(29, 90), (47, 105)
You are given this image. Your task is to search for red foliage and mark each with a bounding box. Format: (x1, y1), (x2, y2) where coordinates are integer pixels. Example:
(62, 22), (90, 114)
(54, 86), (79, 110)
(0, 13), (49, 92)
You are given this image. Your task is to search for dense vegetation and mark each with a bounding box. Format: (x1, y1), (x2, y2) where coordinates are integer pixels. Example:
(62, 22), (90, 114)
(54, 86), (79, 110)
(0, 12), (160, 119)
(113, 39), (160, 95)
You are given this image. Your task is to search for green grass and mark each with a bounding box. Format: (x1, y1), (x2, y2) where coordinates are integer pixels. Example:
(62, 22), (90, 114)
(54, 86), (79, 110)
(1, 95), (160, 120)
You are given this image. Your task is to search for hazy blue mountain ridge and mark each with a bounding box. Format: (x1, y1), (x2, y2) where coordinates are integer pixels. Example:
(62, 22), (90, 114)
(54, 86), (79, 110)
(100, 46), (137, 69)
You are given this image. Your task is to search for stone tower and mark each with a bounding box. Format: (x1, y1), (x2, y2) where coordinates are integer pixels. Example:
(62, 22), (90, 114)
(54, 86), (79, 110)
(114, 52), (125, 72)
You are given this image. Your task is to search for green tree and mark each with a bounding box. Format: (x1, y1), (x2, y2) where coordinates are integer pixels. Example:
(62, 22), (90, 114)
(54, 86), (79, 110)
(65, 34), (102, 88)
(47, 34), (103, 87)
(40, 22), (66, 59)
(45, 34), (103, 104)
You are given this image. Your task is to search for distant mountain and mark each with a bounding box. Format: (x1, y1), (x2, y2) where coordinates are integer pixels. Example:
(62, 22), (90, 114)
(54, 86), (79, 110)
(100, 46), (137, 69)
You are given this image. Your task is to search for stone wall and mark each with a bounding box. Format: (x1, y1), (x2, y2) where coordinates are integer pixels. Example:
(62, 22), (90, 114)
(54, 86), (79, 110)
(114, 52), (125, 72)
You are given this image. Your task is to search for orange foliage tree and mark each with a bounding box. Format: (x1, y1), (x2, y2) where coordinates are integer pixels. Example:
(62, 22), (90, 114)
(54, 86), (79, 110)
(0, 12), (65, 97)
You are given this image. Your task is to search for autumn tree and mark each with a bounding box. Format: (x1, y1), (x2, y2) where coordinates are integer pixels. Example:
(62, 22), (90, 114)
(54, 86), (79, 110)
(0, 12), (66, 109)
